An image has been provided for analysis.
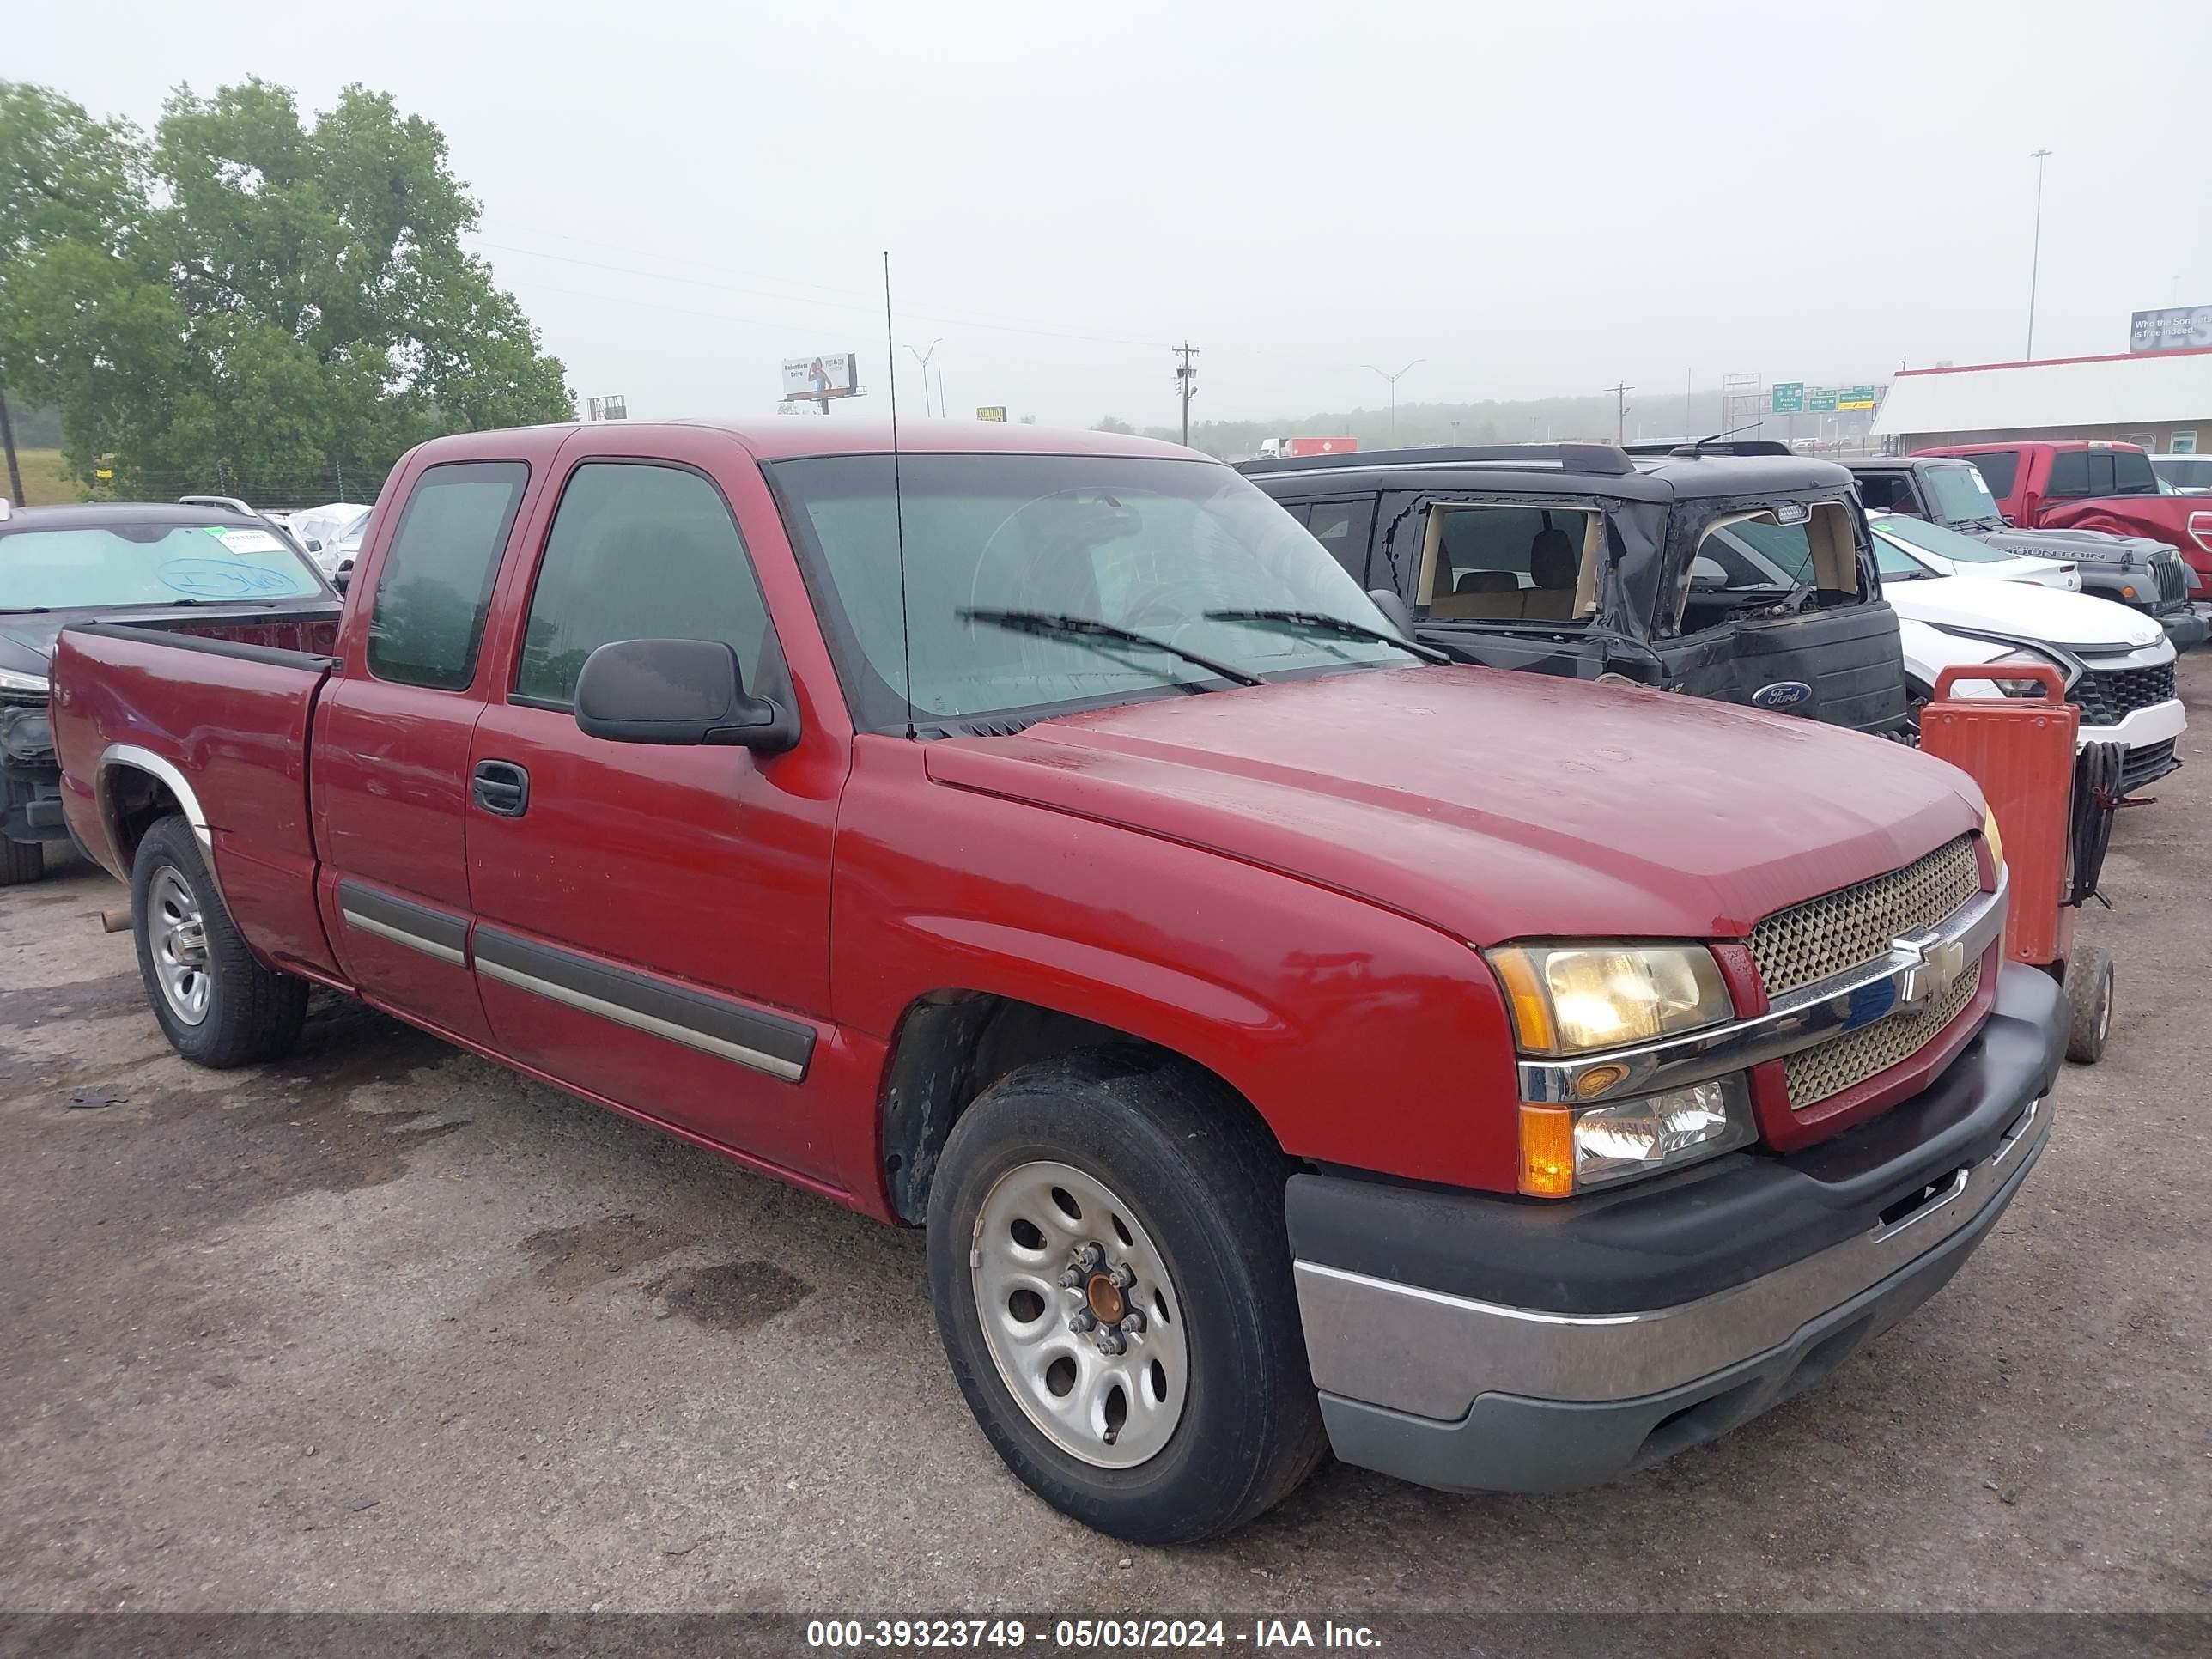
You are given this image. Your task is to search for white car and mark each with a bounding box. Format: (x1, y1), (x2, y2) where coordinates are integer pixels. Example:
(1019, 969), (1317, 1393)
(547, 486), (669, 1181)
(1869, 511), (2079, 591)
(282, 501), (374, 577)
(1869, 531), (2185, 791)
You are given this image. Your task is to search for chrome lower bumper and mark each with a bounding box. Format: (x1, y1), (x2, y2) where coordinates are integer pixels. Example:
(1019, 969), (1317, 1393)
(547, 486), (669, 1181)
(1293, 1093), (2048, 1420)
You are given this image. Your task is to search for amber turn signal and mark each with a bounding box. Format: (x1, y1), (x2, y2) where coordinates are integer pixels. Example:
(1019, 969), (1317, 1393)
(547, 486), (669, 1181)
(1517, 1103), (1577, 1198)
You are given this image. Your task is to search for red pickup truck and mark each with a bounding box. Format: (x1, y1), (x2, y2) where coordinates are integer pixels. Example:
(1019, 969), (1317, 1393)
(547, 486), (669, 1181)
(49, 420), (2063, 1542)
(1919, 439), (2212, 605)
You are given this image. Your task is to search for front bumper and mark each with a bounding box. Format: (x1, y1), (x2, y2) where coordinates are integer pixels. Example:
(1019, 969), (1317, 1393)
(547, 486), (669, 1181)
(2158, 603), (2209, 650)
(1290, 961), (2065, 1493)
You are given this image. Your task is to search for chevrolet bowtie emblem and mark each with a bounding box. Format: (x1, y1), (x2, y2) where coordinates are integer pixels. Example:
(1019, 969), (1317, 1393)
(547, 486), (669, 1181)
(1894, 931), (1967, 1011)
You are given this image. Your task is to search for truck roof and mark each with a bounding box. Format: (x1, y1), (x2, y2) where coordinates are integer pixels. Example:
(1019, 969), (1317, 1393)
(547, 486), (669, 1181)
(410, 418), (1202, 465)
(1238, 443), (1853, 501)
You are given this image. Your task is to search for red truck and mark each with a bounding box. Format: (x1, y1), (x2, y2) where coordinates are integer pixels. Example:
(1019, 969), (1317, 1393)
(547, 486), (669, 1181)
(49, 419), (2063, 1542)
(1918, 439), (2212, 605)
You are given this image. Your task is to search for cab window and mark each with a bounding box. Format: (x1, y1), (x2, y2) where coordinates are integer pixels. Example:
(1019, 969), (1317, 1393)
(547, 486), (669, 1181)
(514, 461), (772, 708)
(366, 461), (529, 690)
(1676, 502), (1860, 635)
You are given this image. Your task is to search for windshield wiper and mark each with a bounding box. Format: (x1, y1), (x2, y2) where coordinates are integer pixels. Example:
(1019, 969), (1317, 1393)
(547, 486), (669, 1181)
(961, 609), (1265, 688)
(1205, 608), (1451, 664)
(0, 606), (53, 614)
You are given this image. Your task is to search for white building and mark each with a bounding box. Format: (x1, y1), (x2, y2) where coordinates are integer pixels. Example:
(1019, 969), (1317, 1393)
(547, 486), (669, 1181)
(1872, 346), (2211, 455)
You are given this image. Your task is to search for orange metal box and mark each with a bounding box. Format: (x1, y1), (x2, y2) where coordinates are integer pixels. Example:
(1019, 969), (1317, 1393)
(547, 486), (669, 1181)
(1919, 664), (2077, 967)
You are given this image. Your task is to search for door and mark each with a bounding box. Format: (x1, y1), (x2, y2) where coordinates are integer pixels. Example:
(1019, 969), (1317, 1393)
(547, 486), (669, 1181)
(464, 443), (839, 1182)
(1393, 495), (1615, 680)
(313, 458), (532, 1046)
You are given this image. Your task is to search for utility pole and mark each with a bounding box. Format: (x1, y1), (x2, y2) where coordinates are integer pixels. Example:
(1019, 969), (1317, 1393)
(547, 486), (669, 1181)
(1605, 380), (1633, 443)
(1173, 343), (1200, 447)
(0, 383), (21, 505)
(2026, 149), (2053, 361)
(1364, 359), (1422, 445)
(906, 339), (942, 417)
(934, 359), (947, 423)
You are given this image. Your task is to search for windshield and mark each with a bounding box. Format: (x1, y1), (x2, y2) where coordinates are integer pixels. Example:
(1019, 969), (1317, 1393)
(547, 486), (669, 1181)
(1922, 465), (2003, 524)
(768, 453), (1418, 728)
(1871, 532), (1936, 581)
(0, 522), (326, 611)
(1875, 514), (2021, 563)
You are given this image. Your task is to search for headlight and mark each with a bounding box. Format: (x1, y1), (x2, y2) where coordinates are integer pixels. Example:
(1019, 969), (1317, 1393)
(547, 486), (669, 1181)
(0, 666), (50, 696)
(1518, 1077), (1756, 1196)
(1486, 943), (1732, 1056)
(1983, 804), (2005, 877)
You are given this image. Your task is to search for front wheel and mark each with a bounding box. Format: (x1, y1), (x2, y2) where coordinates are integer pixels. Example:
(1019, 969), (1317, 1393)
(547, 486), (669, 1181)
(131, 815), (307, 1067)
(927, 1051), (1326, 1544)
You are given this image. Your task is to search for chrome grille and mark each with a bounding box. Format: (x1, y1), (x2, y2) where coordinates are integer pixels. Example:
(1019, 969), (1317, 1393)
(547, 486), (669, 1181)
(1783, 960), (1981, 1110)
(1748, 836), (1980, 999)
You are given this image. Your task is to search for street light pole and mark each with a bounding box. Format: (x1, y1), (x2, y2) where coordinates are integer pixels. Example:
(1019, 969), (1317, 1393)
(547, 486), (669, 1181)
(1364, 359), (1423, 445)
(2027, 149), (2052, 362)
(905, 339), (942, 417)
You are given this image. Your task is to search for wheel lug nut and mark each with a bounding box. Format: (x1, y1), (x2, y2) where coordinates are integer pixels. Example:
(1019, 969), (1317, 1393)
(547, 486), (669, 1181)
(1118, 1309), (1146, 1335)
(1109, 1263), (1137, 1291)
(1068, 1310), (1097, 1334)
(1075, 1243), (1106, 1273)
(1058, 1267), (1085, 1290)
(1096, 1328), (1126, 1356)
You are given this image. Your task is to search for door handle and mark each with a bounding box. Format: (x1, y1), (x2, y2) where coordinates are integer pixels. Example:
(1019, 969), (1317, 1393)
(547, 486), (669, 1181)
(471, 759), (530, 817)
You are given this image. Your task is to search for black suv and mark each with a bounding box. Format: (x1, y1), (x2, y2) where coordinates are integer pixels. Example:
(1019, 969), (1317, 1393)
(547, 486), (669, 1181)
(1239, 441), (1906, 734)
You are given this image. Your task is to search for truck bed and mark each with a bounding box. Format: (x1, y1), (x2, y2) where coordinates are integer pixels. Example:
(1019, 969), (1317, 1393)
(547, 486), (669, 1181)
(51, 610), (344, 977)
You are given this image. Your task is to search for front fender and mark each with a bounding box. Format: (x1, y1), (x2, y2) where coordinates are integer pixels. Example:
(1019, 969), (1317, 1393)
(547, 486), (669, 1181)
(832, 739), (1523, 1194)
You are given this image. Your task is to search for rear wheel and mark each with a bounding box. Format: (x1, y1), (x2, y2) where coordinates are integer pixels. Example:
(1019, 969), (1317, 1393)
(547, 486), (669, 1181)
(131, 815), (307, 1067)
(926, 1050), (1325, 1543)
(2063, 945), (2113, 1065)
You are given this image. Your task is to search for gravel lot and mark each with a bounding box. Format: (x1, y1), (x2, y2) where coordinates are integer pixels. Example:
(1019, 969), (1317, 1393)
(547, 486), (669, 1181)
(3, 656), (2209, 1617)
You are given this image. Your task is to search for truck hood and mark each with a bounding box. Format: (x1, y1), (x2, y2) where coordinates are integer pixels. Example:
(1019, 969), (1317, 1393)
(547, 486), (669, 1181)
(923, 666), (1982, 945)
(0, 616), (61, 682)
(1886, 574), (2166, 650)
(1984, 525), (2168, 566)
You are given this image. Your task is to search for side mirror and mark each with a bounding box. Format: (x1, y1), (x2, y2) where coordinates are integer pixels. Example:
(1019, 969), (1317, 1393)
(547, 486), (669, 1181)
(1366, 587), (1418, 635)
(331, 568), (350, 593)
(574, 638), (797, 752)
(305, 538), (324, 553)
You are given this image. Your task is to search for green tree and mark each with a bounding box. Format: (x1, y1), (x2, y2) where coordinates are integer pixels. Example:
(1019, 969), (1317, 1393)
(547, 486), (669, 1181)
(0, 77), (573, 501)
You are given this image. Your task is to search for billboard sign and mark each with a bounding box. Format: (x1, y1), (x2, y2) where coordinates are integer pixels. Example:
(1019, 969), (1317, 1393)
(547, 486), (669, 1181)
(2130, 305), (2212, 353)
(975, 406), (1009, 422)
(586, 395), (628, 422)
(781, 354), (860, 401)
(1771, 382), (1804, 413)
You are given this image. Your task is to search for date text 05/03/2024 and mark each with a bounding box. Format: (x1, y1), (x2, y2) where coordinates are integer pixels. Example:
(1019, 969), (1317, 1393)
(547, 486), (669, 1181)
(805, 1619), (1382, 1650)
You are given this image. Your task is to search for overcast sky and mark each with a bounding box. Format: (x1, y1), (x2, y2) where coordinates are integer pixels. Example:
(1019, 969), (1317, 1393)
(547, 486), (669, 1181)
(15, 1), (2212, 429)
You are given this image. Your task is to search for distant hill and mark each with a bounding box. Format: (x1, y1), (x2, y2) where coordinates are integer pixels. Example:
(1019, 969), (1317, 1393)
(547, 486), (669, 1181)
(1098, 387), (1881, 461)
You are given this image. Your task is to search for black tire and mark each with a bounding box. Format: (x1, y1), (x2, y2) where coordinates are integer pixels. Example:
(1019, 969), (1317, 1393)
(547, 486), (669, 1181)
(131, 815), (307, 1067)
(2063, 945), (2113, 1065)
(927, 1048), (1326, 1544)
(0, 835), (45, 885)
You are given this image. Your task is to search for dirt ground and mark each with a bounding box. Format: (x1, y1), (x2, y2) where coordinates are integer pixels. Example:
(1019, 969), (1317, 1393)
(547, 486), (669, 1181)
(3, 658), (2208, 1617)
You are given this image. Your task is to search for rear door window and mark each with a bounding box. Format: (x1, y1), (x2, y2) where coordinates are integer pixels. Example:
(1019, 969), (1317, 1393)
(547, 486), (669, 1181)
(366, 461), (529, 690)
(2046, 451), (2092, 498)
(2110, 450), (2160, 495)
(1421, 504), (1598, 623)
